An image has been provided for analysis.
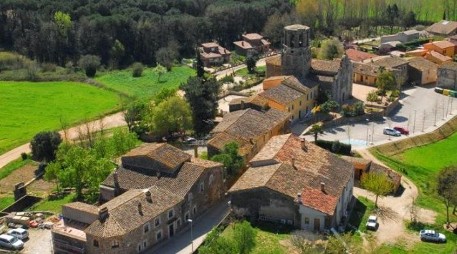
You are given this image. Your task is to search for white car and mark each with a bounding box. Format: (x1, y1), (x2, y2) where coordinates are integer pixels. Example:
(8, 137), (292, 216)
(0, 234), (24, 250)
(366, 215), (378, 230)
(383, 127), (401, 137)
(420, 229), (446, 243)
(7, 228), (29, 240)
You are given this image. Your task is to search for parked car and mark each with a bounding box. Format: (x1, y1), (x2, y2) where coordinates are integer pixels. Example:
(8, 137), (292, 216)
(0, 234), (24, 250)
(7, 228), (28, 240)
(420, 229), (446, 243)
(183, 137), (196, 144)
(366, 215), (378, 230)
(383, 127), (401, 137)
(393, 126), (409, 135)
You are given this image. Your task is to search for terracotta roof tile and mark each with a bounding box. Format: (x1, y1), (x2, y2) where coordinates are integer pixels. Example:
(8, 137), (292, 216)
(428, 51), (453, 62)
(229, 134), (354, 215)
(243, 33), (263, 41)
(353, 62), (381, 76)
(369, 163), (402, 185)
(345, 49), (377, 62)
(233, 40), (253, 50)
(281, 76), (310, 94)
(259, 84), (303, 106)
(368, 55), (408, 68)
(426, 20), (457, 35)
(301, 187), (339, 215)
(207, 132), (253, 156)
(266, 55), (281, 66)
(440, 61), (457, 71)
(311, 59), (341, 74)
(408, 57), (438, 71)
(426, 40), (455, 49)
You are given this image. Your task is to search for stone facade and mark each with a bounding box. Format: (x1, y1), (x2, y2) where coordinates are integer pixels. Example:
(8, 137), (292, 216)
(437, 62), (457, 90)
(281, 24), (312, 79)
(380, 30), (419, 44)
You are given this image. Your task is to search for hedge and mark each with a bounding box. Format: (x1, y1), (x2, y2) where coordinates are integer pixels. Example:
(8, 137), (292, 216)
(315, 140), (352, 155)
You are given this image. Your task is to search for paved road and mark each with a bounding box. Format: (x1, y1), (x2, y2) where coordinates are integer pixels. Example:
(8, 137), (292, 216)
(297, 86), (457, 148)
(147, 200), (230, 254)
(0, 112), (126, 169)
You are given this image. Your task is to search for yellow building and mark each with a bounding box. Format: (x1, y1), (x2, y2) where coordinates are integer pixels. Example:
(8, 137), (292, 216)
(424, 41), (455, 58)
(260, 76), (317, 122)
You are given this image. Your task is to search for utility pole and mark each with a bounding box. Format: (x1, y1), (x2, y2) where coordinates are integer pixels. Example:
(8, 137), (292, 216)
(413, 109), (417, 134)
(422, 110), (426, 132)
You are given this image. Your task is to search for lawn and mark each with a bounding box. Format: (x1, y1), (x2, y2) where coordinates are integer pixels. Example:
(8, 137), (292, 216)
(96, 66), (195, 99)
(371, 132), (457, 254)
(235, 66), (266, 77)
(0, 158), (32, 179)
(0, 196), (14, 211)
(0, 81), (121, 154)
(29, 193), (76, 214)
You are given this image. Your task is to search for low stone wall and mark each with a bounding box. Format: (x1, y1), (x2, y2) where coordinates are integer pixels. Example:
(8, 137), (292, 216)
(370, 114), (457, 156)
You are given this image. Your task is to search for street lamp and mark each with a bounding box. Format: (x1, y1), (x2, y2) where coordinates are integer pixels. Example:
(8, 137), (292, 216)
(365, 119), (369, 146)
(187, 219), (193, 253)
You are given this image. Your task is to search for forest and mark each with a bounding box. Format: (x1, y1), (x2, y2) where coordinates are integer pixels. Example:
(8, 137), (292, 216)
(0, 0), (450, 68)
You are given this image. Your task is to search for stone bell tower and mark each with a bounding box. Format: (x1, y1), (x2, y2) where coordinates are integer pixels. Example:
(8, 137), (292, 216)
(281, 24), (312, 79)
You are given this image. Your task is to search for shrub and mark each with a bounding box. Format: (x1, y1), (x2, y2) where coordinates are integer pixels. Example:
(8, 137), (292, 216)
(390, 89), (400, 97)
(366, 91), (378, 102)
(219, 75), (234, 84)
(78, 55), (101, 77)
(26, 61), (39, 81)
(41, 63), (57, 72)
(315, 140), (351, 155)
(21, 153), (28, 160)
(131, 62), (144, 77)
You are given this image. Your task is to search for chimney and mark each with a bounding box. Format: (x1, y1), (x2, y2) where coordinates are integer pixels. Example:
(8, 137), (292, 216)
(320, 182), (326, 193)
(194, 145), (198, 158)
(291, 158), (297, 170)
(138, 202), (143, 215)
(98, 207), (109, 222)
(145, 190), (152, 203)
(297, 193), (302, 204)
(301, 139), (307, 151)
(113, 170), (120, 196)
(157, 171), (161, 179)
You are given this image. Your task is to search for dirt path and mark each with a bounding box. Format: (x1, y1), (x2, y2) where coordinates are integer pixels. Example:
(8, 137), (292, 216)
(0, 112), (126, 169)
(355, 149), (437, 246)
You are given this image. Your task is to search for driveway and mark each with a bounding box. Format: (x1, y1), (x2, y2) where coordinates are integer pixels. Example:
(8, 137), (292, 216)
(297, 86), (457, 148)
(21, 228), (53, 254)
(355, 149), (437, 245)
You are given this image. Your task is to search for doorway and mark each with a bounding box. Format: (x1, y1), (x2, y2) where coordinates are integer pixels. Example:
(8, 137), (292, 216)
(169, 223), (174, 237)
(313, 218), (320, 231)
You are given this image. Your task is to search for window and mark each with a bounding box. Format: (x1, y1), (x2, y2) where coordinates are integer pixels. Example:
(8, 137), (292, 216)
(305, 217), (310, 224)
(193, 205), (197, 215)
(143, 240), (147, 248)
(156, 230), (162, 241)
(93, 240), (99, 247)
(112, 240), (120, 249)
(144, 223), (150, 233)
(209, 174), (214, 186)
(155, 218), (161, 227)
(168, 209), (174, 219)
(188, 193), (193, 202)
(185, 211), (190, 221)
(200, 182), (205, 192)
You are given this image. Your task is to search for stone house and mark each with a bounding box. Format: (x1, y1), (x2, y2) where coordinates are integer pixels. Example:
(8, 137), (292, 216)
(52, 143), (225, 254)
(354, 55), (408, 88)
(340, 156), (402, 193)
(265, 24), (353, 104)
(198, 42), (231, 67)
(424, 41), (455, 58)
(426, 20), (457, 36)
(424, 50), (453, 65)
(233, 33), (270, 57)
(229, 134), (354, 232)
(407, 57), (438, 85)
(352, 62), (381, 86)
(207, 108), (290, 162)
(259, 76), (317, 122)
(437, 61), (457, 90)
(380, 30), (420, 44)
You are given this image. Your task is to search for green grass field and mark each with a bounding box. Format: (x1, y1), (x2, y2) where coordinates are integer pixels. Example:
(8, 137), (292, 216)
(372, 132), (457, 254)
(96, 66), (195, 99)
(0, 196), (14, 211)
(0, 81), (121, 154)
(29, 193), (76, 213)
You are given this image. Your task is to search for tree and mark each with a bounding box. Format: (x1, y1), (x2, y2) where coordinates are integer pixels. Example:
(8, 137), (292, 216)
(156, 45), (178, 71)
(124, 101), (148, 135)
(246, 56), (257, 74)
(196, 51), (205, 78)
(320, 100), (339, 113)
(53, 11), (71, 37)
(290, 231), (324, 254)
(361, 172), (394, 207)
(366, 90), (379, 103)
(153, 64), (167, 82)
(211, 142), (244, 176)
(310, 124), (323, 142)
(110, 39), (125, 69)
(318, 38), (344, 60)
(325, 232), (363, 254)
(78, 55), (101, 77)
(154, 87), (177, 105)
(437, 166), (457, 226)
(232, 221), (256, 254)
(181, 77), (221, 134)
(149, 96), (193, 136)
(30, 131), (62, 162)
(376, 71), (397, 95)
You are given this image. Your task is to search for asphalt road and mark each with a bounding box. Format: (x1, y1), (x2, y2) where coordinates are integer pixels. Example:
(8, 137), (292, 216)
(299, 86), (457, 148)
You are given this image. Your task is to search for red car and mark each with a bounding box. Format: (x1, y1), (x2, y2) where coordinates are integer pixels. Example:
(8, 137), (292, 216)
(394, 126), (409, 135)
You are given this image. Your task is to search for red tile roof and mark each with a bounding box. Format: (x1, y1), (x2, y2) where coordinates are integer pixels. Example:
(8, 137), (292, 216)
(345, 49), (377, 62)
(301, 187), (339, 215)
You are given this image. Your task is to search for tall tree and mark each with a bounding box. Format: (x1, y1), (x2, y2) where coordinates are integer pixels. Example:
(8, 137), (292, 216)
(310, 124), (323, 142)
(437, 166), (457, 226)
(211, 142), (244, 176)
(149, 95), (193, 136)
(318, 38), (344, 60)
(181, 77), (220, 134)
(30, 131), (62, 162)
(361, 172), (394, 207)
(376, 71), (397, 95)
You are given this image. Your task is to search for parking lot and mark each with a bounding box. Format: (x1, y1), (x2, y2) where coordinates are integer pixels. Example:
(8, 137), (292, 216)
(0, 227), (52, 253)
(298, 86), (457, 148)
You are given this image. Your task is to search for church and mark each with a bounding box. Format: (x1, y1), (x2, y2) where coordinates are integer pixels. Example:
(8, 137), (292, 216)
(266, 24), (353, 105)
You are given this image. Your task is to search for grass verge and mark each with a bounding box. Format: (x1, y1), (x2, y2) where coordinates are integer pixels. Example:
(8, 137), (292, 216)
(29, 193), (76, 214)
(0, 196), (15, 211)
(0, 158), (34, 180)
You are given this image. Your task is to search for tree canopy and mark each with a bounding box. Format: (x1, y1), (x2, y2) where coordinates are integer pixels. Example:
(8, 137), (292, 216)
(30, 131), (62, 162)
(437, 166), (457, 225)
(376, 71), (397, 95)
(148, 95), (193, 136)
(211, 142), (244, 177)
(361, 172), (394, 207)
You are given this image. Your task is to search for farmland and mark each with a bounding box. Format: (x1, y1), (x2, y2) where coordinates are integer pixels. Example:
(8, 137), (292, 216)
(0, 81), (121, 154)
(96, 66), (195, 99)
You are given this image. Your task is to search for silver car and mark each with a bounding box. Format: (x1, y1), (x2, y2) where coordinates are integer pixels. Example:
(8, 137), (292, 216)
(0, 234), (24, 250)
(419, 229), (446, 243)
(383, 127), (401, 137)
(7, 228), (29, 240)
(366, 215), (378, 230)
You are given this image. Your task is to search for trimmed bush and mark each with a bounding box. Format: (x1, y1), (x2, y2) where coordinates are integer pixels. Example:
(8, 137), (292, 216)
(131, 62), (144, 77)
(315, 140), (351, 155)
